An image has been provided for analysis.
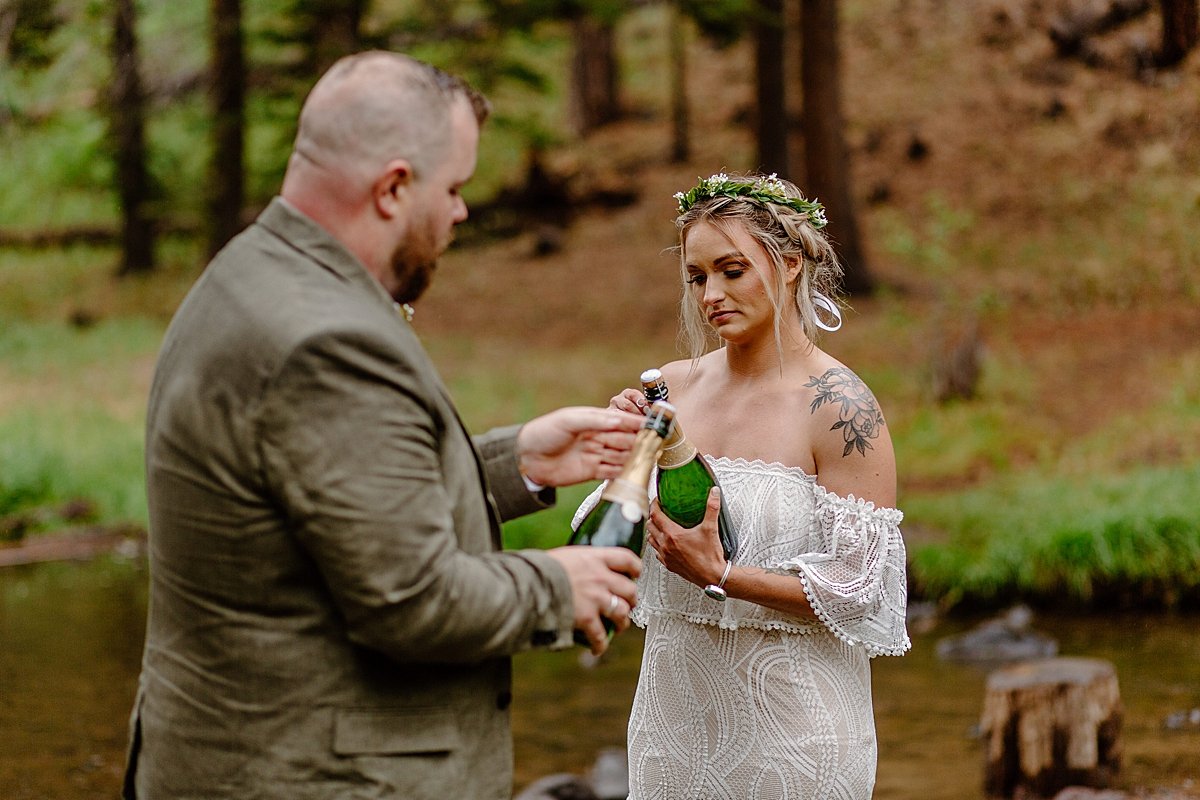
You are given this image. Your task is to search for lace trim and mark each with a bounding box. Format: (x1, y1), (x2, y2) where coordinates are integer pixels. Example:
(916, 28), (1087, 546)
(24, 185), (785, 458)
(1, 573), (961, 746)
(631, 604), (824, 636)
(795, 568), (912, 658)
(708, 456), (905, 525)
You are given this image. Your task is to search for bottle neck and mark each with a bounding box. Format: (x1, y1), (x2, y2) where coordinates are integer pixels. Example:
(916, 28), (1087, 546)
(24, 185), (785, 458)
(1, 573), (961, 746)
(600, 427), (664, 512)
(658, 421), (698, 468)
(642, 382), (668, 404)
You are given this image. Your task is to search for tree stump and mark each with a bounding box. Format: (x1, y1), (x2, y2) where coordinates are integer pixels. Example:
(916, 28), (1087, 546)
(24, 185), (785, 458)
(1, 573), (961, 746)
(981, 657), (1122, 798)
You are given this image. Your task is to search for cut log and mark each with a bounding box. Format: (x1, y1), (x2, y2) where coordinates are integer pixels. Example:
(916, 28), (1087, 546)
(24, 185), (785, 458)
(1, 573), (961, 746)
(981, 657), (1122, 798)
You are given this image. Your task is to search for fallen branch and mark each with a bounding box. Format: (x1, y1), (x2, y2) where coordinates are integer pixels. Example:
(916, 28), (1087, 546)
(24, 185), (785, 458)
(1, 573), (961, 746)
(0, 525), (145, 567)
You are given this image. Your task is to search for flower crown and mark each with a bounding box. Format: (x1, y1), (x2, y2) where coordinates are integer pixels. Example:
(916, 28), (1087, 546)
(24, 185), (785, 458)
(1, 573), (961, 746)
(673, 173), (828, 229)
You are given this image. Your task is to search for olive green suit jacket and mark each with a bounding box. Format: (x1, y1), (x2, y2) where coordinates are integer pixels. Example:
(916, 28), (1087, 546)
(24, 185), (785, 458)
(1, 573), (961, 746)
(124, 199), (575, 799)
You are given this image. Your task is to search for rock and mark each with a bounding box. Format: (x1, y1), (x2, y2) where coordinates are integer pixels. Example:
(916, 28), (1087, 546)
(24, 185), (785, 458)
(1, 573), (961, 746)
(589, 746), (629, 800)
(936, 604), (1058, 664)
(906, 600), (940, 635)
(1052, 787), (1130, 800)
(514, 773), (600, 800)
(1162, 707), (1200, 731)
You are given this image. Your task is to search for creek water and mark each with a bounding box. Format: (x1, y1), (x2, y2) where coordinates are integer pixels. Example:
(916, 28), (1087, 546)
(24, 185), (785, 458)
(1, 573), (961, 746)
(2, 557), (1197, 799)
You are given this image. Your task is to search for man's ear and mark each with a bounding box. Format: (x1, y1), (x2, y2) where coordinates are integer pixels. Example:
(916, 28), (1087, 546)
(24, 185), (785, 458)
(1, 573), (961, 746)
(374, 158), (414, 218)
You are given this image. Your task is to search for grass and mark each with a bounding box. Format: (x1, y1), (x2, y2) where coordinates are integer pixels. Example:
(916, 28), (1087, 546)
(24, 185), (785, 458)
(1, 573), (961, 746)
(908, 464), (1200, 610)
(0, 317), (158, 531)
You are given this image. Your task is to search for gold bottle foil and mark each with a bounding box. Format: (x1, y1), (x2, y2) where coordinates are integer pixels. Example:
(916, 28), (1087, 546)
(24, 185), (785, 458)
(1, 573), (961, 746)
(657, 425), (698, 469)
(600, 428), (665, 516)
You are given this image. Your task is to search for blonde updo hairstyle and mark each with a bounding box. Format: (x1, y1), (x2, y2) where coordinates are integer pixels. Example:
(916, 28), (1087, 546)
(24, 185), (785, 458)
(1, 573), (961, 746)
(675, 174), (844, 361)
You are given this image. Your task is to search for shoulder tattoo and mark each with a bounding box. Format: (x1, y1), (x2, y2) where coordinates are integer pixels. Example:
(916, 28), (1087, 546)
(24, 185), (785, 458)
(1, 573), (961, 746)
(804, 367), (886, 457)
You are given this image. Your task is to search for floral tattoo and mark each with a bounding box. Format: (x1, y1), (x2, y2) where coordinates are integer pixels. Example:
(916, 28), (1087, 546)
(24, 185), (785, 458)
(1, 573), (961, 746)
(805, 368), (886, 457)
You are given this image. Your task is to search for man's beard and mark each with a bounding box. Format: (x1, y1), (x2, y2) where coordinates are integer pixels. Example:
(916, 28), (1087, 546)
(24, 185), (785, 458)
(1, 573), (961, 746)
(389, 221), (452, 304)
(391, 256), (435, 304)
(389, 237), (441, 304)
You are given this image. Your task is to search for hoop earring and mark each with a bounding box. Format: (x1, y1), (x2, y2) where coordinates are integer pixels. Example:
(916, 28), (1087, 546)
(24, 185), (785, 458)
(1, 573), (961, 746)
(813, 292), (843, 332)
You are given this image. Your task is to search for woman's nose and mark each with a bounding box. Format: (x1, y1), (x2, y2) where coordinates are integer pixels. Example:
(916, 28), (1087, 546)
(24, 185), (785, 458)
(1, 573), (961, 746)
(703, 279), (724, 305)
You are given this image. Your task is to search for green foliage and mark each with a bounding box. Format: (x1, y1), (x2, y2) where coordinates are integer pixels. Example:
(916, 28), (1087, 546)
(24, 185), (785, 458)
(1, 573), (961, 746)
(0, 319), (159, 529)
(907, 464), (1200, 610)
(679, 0), (755, 48)
(502, 483), (598, 550)
(877, 192), (976, 279)
(2, 1), (64, 69)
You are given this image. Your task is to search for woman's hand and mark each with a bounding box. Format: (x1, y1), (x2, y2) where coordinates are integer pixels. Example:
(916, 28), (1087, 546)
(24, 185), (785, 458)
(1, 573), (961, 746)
(645, 487), (727, 588)
(608, 388), (648, 415)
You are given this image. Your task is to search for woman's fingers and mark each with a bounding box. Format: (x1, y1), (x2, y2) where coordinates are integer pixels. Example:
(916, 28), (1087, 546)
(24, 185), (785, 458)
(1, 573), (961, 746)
(608, 389), (647, 415)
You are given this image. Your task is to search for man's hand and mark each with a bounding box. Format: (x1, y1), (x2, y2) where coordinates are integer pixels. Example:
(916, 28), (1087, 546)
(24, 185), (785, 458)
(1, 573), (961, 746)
(547, 545), (642, 656)
(517, 406), (644, 487)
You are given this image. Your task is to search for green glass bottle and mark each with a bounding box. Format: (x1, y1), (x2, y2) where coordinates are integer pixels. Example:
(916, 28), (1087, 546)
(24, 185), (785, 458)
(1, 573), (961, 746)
(640, 369), (739, 562)
(569, 401), (674, 644)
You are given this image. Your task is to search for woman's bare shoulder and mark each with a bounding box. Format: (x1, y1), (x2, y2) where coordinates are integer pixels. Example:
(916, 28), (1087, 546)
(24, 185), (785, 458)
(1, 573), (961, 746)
(658, 358), (696, 389)
(798, 358), (896, 505)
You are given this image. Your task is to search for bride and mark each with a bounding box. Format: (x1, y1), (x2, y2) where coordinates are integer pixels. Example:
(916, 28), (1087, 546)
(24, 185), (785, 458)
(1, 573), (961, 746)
(577, 173), (910, 800)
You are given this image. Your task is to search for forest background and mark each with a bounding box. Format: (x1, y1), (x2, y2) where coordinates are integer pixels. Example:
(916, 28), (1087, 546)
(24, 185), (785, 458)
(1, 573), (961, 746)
(1, 0), (1199, 616)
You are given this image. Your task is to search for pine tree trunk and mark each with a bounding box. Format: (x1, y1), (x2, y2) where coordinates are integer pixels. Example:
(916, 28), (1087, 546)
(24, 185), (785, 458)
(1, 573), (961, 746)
(1158, 0), (1199, 66)
(799, 0), (873, 295)
(755, 0), (789, 175)
(111, 0), (155, 275)
(299, 0), (365, 76)
(569, 15), (620, 135)
(208, 0), (246, 257)
(669, 3), (691, 163)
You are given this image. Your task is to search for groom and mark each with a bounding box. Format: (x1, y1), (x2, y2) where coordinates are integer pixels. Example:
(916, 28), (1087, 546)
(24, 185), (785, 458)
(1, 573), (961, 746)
(122, 52), (643, 799)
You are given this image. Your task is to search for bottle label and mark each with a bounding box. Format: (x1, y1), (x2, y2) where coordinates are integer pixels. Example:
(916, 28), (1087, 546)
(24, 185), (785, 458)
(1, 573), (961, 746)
(601, 477), (650, 517)
(658, 433), (698, 469)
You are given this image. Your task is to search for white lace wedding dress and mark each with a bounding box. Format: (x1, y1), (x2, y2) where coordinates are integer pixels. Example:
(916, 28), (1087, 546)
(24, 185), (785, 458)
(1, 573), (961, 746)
(573, 457), (910, 800)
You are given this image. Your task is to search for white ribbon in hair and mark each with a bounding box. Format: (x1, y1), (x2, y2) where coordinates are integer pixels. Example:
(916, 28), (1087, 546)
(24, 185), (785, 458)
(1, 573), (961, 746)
(813, 291), (843, 332)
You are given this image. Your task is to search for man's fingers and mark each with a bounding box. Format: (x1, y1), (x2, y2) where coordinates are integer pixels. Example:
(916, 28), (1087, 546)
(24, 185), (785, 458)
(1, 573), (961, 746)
(598, 545), (643, 581)
(579, 616), (609, 656)
(590, 430), (638, 451)
(604, 595), (632, 634)
(563, 406), (643, 433)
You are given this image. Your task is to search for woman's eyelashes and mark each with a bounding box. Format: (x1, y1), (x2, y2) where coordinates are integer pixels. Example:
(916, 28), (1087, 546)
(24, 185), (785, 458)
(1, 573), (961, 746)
(686, 267), (746, 286)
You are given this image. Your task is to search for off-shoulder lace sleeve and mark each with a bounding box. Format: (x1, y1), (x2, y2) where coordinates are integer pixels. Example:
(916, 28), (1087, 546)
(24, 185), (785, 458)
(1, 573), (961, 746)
(773, 486), (910, 657)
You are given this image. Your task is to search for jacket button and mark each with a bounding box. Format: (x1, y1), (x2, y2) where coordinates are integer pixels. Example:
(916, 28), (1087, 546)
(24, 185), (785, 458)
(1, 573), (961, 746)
(496, 691), (512, 710)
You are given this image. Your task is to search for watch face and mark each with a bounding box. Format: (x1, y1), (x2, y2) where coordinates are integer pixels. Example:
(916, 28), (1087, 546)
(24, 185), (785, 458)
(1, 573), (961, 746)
(703, 585), (728, 602)
(621, 501), (642, 523)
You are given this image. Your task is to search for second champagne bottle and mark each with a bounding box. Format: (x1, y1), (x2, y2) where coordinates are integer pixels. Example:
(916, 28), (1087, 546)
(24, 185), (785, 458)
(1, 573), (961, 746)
(640, 368), (739, 564)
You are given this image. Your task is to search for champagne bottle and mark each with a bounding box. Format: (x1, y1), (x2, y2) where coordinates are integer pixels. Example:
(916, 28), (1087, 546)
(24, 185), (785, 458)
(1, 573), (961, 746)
(569, 401), (675, 644)
(640, 369), (739, 562)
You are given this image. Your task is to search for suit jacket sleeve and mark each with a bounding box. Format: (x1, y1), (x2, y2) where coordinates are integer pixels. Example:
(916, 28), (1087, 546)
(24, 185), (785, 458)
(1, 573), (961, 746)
(473, 424), (556, 522)
(256, 328), (575, 663)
